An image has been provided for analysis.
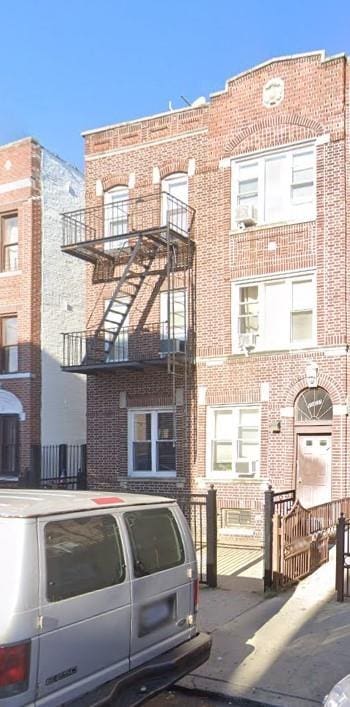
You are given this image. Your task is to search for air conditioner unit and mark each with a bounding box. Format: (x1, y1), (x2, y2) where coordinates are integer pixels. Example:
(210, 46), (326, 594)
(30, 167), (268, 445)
(239, 333), (257, 353)
(235, 205), (258, 227)
(159, 338), (185, 356)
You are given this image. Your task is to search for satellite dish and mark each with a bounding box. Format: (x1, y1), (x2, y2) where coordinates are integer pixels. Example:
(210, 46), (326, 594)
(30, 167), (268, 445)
(191, 96), (206, 107)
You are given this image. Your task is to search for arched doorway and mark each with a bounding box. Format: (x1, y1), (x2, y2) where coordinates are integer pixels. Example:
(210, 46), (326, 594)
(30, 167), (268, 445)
(0, 390), (24, 477)
(294, 387), (333, 507)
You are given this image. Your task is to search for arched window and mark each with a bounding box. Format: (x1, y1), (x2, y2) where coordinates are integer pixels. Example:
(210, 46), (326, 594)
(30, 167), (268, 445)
(295, 387), (333, 422)
(161, 173), (188, 234)
(104, 185), (129, 250)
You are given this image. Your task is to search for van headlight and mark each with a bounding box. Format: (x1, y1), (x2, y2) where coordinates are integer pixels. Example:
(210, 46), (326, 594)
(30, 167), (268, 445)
(324, 679), (350, 706)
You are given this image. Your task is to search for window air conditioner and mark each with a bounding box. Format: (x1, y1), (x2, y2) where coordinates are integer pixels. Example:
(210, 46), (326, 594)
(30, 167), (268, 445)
(235, 205), (258, 227)
(159, 338), (185, 356)
(239, 333), (257, 352)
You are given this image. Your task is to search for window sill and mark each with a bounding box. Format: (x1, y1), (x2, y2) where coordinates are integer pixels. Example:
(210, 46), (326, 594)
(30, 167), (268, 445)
(219, 527), (254, 537)
(0, 372), (33, 380)
(230, 217), (315, 235)
(0, 476), (19, 482)
(204, 475), (262, 484)
(232, 343), (317, 356)
(0, 270), (21, 278)
(128, 472), (176, 480)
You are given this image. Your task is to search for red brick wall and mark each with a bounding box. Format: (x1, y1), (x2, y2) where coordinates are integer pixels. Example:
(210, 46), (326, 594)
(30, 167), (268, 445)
(83, 52), (350, 544)
(0, 139), (42, 477)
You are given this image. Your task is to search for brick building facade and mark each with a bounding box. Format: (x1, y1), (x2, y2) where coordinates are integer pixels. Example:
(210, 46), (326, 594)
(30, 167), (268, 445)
(0, 137), (85, 485)
(62, 50), (350, 545)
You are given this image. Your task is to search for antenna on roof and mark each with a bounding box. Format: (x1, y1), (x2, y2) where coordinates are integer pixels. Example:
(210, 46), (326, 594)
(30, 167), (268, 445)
(180, 95), (192, 107)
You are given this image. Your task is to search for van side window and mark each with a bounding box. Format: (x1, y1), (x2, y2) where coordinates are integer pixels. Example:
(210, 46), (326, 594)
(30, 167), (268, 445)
(44, 515), (125, 602)
(124, 507), (185, 577)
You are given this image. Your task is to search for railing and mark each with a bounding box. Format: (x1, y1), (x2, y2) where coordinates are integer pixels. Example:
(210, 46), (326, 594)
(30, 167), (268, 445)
(176, 486), (217, 587)
(62, 192), (195, 248)
(62, 322), (187, 370)
(272, 489), (296, 516)
(336, 514), (350, 601)
(27, 444), (87, 490)
(264, 489), (350, 591)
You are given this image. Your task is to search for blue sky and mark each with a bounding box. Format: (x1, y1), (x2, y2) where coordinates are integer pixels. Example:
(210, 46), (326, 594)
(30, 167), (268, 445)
(1, 0), (349, 169)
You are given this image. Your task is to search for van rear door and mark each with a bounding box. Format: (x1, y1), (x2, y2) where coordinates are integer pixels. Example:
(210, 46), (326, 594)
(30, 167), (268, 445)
(36, 512), (131, 704)
(123, 504), (195, 669)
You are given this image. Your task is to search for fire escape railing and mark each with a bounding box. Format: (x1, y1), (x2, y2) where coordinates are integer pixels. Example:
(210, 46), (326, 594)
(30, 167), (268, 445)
(62, 192), (195, 249)
(62, 323), (187, 370)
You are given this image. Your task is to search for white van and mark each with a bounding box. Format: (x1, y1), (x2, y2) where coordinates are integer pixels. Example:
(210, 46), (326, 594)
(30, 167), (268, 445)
(0, 489), (211, 706)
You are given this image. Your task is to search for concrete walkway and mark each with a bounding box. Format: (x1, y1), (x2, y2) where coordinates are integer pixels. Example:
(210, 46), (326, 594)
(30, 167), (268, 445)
(180, 547), (350, 706)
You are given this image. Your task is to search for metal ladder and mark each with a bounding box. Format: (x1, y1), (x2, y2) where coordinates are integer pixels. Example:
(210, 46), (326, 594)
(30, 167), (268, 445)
(97, 235), (160, 357)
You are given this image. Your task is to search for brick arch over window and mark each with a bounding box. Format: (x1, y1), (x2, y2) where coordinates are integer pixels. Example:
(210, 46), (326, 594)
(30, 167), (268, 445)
(283, 373), (343, 408)
(102, 174), (130, 192)
(224, 114), (324, 157)
(159, 161), (188, 179)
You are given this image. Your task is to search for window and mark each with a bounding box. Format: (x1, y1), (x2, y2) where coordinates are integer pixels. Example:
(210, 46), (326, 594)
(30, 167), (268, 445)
(128, 409), (176, 476)
(160, 289), (186, 344)
(232, 145), (315, 227)
(44, 514), (125, 602)
(1, 316), (18, 373)
(124, 507), (184, 577)
(234, 274), (315, 351)
(161, 173), (188, 234)
(104, 298), (129, 362)
(208, 407), (260, 478)
(1, 214), (18, 271)
(104, 186), (129, 250)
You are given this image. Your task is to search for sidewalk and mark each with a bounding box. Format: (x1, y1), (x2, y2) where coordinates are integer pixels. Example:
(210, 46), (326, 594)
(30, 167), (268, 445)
(180, 546), (350, 706)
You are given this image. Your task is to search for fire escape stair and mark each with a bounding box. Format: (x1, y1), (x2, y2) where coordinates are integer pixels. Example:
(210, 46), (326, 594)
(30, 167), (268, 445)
(97, 235), (161, 359)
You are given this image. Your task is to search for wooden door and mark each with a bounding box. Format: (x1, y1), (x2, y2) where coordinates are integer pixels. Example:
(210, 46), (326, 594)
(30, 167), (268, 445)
(296, 434), (331, 507)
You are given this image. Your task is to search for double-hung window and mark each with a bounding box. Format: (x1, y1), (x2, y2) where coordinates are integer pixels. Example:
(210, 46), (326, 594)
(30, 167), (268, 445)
(128, 409), (176, 477)
(234, 274), (315, 352)
(232, 144), (315, 228)
(208, 407), (260, 478)
(161, 173), (188, 234)
(160, 289), (186, 350)
(1, 214), (18, 272)
(104, 187), (129, 250)
(1, 316), (18, 373)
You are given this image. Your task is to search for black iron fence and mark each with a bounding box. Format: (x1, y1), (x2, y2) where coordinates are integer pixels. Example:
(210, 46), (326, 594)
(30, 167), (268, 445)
(27, 444), (87, 490)
(176, 486), (217, 588)
(336, 514), (350, 601)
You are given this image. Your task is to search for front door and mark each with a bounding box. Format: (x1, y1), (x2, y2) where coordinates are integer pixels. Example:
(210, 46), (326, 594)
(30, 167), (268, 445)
(0, 414), (19, 476)
(297, 434), (331, 507)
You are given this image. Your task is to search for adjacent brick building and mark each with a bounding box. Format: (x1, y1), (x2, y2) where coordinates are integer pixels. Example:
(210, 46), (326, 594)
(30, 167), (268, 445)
(0, 137), (85, 484)
(62, 50), (350, 545)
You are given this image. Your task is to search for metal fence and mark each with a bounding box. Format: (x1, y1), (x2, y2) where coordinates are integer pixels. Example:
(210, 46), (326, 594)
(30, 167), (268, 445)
(336, 514), (350, 601)
(28, 444), (87, 490)
(176, 486), (217, 587)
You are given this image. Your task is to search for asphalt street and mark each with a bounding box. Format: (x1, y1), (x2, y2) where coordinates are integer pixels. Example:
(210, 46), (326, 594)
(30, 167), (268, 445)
(145, 687), (272, 706)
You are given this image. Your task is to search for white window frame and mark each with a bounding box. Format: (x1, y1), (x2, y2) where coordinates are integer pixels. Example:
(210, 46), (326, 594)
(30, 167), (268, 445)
(161, 173), (189, 232)
(104, 186), (129, 250)
(128, 408), (176, 478)
(232, 270), (317, 354)
(206, 405), (260, 480)
(231, 142), (316, 230)
(160, 289), (186, 341)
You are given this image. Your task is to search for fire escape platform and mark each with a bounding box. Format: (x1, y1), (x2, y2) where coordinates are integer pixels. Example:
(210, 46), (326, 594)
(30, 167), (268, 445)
(62, 353), (185, 376)
(61, 225), (192, 265)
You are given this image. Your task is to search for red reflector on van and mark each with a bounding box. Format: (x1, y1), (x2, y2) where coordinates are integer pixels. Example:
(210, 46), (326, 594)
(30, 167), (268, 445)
(0, 641), (30, 691)
(92, 497), (123, 505)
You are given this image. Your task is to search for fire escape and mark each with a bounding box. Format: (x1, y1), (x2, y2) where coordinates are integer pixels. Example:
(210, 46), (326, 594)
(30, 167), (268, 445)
(61, 192), (195, 386)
